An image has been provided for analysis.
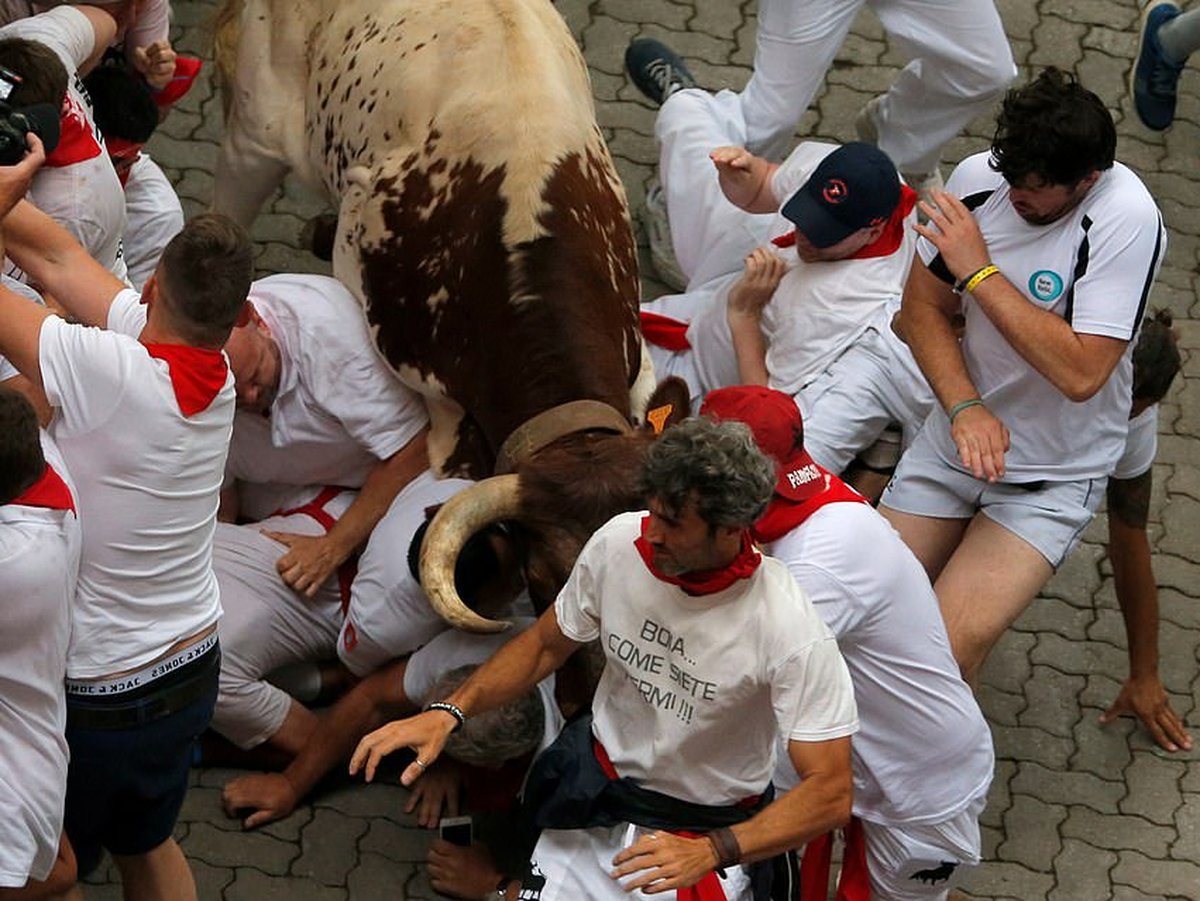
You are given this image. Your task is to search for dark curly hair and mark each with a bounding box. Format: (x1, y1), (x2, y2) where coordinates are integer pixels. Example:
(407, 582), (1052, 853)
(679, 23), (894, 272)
(990, 67), (1116, 187)
(1132, 309), (1181, 403)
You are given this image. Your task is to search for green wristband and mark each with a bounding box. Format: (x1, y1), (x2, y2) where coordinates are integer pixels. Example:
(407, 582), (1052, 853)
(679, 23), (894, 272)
(948, 398), (985, 423)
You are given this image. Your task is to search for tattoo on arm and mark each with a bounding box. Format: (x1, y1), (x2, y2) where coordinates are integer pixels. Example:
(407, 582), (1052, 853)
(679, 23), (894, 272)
(1108, 470), (1152, 530)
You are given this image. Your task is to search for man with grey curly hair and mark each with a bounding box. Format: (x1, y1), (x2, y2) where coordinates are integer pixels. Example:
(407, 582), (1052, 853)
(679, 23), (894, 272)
(351, 417), (858, 901)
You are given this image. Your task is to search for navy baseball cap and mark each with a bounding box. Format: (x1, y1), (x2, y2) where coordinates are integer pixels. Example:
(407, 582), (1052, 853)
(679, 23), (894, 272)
(780, 142), (901, 249)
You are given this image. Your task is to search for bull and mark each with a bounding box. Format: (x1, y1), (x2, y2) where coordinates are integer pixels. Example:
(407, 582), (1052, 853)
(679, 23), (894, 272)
(212, 0), (674, 632)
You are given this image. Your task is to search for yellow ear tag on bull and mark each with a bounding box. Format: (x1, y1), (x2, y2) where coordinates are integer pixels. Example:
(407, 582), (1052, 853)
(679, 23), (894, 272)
(647, 404), (673, 435)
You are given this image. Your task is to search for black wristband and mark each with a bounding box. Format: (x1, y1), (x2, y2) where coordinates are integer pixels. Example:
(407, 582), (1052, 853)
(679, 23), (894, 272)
(707, 826), (741, 869)
(424, 701), (466, 732)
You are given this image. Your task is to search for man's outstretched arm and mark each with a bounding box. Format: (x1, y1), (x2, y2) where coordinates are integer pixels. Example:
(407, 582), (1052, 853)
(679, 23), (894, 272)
(1099, 469), (1192, 752)
(223, 659), (413, 829)
(350, 606), (579, 786)
(2, 200), (128, 329)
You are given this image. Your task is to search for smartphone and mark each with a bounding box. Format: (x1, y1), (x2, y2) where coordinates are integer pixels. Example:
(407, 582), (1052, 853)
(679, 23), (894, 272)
(439, 815), (473, 847)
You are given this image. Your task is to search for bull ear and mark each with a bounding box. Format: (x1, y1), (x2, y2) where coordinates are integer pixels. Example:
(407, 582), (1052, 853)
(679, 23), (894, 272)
(641, 377), (691, 435)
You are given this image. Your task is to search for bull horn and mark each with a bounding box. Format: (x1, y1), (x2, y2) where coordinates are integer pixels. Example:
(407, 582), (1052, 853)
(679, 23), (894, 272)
(420, 474), (523, 633)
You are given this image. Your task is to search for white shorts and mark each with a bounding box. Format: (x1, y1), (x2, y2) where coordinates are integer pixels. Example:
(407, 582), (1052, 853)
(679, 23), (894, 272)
(525, 824), (751, 901)
(860, 794), (986, 901)
(881, 429), (1105, 568)
(210, 503), (350, 749)
(799, 310), (934, 474)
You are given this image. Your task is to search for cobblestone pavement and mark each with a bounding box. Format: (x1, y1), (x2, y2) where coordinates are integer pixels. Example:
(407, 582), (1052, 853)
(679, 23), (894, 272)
(80, 0), (1200, 897)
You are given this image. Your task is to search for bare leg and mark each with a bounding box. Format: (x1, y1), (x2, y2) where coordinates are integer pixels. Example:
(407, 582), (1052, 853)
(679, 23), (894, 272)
(112, 838), (197, 901)
(933, 514), (1053, 684)
(878, 505), (969, 583)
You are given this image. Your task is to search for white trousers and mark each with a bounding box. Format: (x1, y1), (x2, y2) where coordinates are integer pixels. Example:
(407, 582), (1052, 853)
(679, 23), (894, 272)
(740, 0), (1016, 170)
(799, 300), (934, 473)
(642, 89), (777, 408)
(210, 507), (349, 749)
(123, 154), (184, 291)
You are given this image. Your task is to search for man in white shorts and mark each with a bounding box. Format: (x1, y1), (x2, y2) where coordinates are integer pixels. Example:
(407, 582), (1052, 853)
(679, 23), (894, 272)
(0, 388), (80, 900)
(626, 41), (917, 416)
(351, 417), (858, 901)
(212, 272), (430, 753)
(0, 5), (128, 281)
(0, 200), (254, 900)
(703, 386), (994, 901)
(879, 68), (1167, 683)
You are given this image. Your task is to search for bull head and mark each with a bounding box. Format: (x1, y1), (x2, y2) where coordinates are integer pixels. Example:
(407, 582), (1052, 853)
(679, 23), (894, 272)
(420, 380), (692, 632)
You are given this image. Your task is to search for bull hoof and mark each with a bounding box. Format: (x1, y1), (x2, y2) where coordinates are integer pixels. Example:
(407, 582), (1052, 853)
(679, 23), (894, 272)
(300, 212), (339, 261)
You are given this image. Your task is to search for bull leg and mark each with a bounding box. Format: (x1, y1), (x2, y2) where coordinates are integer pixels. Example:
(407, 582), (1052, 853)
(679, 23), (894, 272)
(211, 118), (291, 228)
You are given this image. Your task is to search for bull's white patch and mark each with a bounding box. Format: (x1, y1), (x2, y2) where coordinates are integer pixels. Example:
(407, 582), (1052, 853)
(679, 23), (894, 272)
(1028, 269), (1064, 303)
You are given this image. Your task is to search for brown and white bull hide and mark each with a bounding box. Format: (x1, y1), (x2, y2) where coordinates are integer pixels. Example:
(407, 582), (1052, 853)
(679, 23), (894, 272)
(212, 0), (656, 480)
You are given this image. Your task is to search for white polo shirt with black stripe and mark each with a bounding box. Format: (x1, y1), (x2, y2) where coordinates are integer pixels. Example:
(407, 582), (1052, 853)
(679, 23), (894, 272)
(918, 152), (1166, 482)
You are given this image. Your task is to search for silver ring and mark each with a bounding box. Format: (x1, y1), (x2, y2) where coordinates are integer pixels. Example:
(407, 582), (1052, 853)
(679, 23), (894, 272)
(414, 758), (427, 771)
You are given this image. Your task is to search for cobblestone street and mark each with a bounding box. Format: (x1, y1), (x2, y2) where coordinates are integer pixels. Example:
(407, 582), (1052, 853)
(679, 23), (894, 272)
(78, 0), (1200, 897)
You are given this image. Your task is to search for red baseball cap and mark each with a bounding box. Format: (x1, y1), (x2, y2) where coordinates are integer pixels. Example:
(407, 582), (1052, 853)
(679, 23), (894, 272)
(700, 386), (824, 502)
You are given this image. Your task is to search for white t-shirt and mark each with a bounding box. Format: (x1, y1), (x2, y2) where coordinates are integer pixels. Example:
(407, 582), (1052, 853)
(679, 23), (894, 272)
(40, 290), (232, 677)
(403, 623), (563, 755)
(684, 142), (916, 398)
(917, 153), (1166, 482)
(555, 511), (858, 806)
(768, 502), (994, 826)
(337, 470), (477, 677)
(0, 434), (78, 886)
(1112, 406), (1157, 481)
(0, 8), (128, 282)
(225, 274), (428, 521)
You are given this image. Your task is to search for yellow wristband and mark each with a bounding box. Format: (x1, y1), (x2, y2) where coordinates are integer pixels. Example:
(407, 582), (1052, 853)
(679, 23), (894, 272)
(963, 264), (1000, 294)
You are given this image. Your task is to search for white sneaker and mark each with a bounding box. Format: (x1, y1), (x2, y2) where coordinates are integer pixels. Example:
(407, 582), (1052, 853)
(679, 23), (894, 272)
(643, 177), (687, 292)
(854, 95), (943, 213)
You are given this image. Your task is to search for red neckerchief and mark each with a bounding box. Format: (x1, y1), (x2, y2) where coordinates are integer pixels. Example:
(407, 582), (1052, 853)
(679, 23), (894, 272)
(640, 310), (692, 351)
(750, 466), (867, 544)
(45, 94), (103, 168)
(10, 463), (75, 513)
(593, 739), (746, 901)
(635, 515), (761, 596)
(152, 56), (203, 108)
(142, 343), (229, 417)
(772, 184), (918, 261)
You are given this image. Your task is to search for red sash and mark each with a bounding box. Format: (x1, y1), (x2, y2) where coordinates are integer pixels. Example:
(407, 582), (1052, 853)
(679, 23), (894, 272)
(772, 184), (918, 261)
(799, 818), (871, 900)
(640, 310), (693, 351)
(751, 467), (867, 544)
(142, 343), (229, 417)
(152, 56), (203, 108)
(10, 463), (75, 513)
(273, 486), (359, 612)
(593, 740), (751, 901)
(635, 516), (760, 596)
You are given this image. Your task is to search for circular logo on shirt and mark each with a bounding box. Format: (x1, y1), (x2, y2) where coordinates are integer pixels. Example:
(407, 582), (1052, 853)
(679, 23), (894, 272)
(1028, 270), (1064, 303)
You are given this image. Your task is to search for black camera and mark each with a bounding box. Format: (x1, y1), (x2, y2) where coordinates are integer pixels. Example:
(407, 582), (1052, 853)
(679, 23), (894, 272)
(0, 65), (61, 165)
